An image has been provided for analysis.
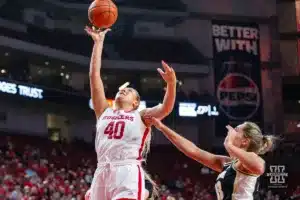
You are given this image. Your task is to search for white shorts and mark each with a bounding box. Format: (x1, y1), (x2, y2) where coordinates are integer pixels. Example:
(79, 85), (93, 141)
(89, 161), (145, 200)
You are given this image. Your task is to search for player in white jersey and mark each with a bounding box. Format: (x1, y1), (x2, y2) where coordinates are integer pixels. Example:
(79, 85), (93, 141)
(84, 26), (177, 200)
(85, 178), (155, 200)
(144, 117), (276, 200)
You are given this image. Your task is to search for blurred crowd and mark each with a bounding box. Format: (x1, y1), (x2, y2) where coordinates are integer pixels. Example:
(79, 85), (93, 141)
(0, 137), (92, 199)
(0, 134), (299, 200)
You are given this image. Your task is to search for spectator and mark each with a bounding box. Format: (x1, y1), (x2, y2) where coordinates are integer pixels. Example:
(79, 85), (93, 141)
(0, 134), (296, 200)
(294, 186), (300, 196)
(175, 176), (184, 189)
(9, 185), (23, 200)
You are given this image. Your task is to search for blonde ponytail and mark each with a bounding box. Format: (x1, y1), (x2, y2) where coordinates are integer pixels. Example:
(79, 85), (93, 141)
(242, 122), (278, 155)
(258, 135), (276, 155)
(144, 170), (159, 199)
(142, 130), (151, 158)
(142, 129), (159, 199)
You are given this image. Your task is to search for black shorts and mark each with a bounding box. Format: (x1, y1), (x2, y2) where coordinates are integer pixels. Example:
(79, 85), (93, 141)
(145, 179), (153, 198)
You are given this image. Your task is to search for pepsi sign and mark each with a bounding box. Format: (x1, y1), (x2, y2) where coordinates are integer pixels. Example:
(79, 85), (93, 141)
(212, 21), (262, 136)
(217, 73), (260, 120)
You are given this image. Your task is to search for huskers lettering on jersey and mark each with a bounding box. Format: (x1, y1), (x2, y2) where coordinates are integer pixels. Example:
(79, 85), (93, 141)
(102, 115), (134, 121)
(215, 161), (260, 200)
(95, 108), (150, 163)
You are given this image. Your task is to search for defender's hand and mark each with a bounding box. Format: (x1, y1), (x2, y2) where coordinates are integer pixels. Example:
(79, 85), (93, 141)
(143, 116), (164, 130)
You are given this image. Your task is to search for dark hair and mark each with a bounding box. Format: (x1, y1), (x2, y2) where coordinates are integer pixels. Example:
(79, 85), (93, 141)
(242, 122), (276, 155)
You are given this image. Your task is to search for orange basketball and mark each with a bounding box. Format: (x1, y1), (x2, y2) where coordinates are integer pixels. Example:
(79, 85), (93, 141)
(88, 0), (118, 28)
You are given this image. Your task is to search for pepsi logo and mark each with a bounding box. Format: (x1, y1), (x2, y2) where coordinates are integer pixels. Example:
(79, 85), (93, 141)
(217, 73), (260, 120)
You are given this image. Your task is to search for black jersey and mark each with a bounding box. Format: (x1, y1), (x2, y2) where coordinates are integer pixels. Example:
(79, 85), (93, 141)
(215, 161), (260, 200)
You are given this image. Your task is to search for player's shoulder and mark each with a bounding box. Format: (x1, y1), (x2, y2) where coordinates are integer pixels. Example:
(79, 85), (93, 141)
(222, 162), (232, 170)
(224, 158), (236, 166)
(222, 159), (236, 170)
(131, 109), (143, 118)
(223, 162), (232, 167)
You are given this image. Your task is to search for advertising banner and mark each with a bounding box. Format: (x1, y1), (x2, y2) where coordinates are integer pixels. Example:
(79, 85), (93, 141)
(212, 21), (262, 136)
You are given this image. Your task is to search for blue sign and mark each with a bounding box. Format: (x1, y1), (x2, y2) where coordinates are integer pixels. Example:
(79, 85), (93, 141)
(178, 102), (219, 117)
(0, 81), (43, 99)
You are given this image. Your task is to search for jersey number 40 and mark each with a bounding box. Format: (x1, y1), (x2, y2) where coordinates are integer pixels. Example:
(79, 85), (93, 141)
(104, 121), (125, 139)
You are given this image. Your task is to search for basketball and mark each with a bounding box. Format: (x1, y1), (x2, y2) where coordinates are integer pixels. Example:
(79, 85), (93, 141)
(88, 0), (118, 28)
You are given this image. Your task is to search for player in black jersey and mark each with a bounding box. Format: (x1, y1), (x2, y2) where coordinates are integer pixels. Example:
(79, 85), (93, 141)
(144, 116), (276, 200)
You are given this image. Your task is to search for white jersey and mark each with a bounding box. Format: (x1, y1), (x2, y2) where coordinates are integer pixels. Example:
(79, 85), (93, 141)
(95, 108), (150, 163)
(215, 161), (260, 200)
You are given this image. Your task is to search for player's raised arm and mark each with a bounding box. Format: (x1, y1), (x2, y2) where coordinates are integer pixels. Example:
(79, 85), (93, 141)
(140, 61), (176, 120)
(145, 116), (231, 172)
(85, 26), (110, 119)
